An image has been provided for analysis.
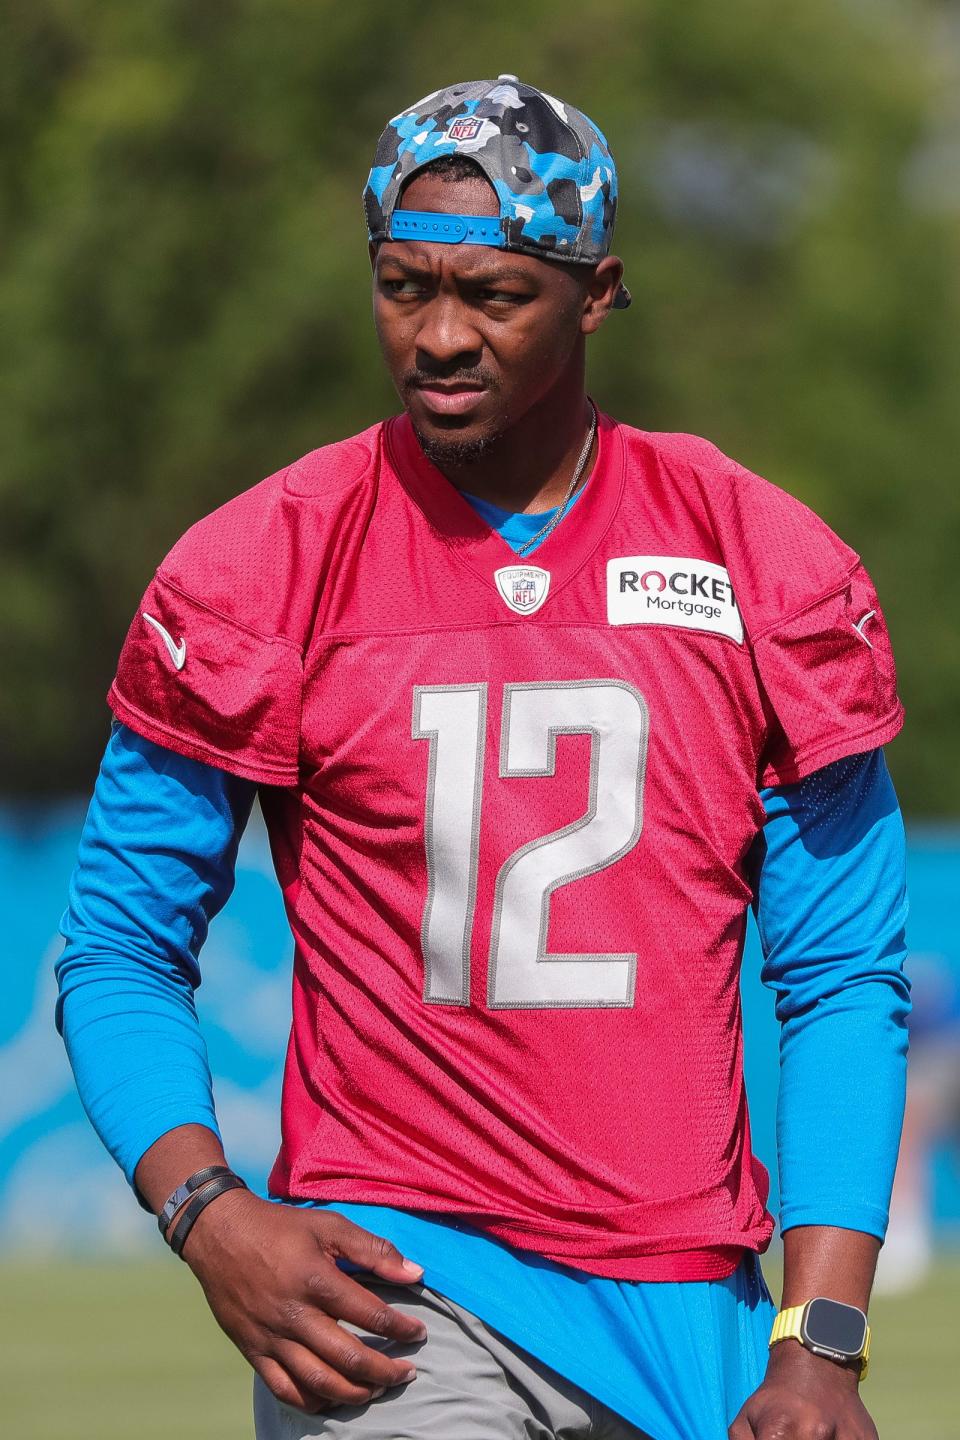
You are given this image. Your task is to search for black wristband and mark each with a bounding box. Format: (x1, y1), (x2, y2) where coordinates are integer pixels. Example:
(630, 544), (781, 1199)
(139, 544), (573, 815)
(157, 1165), (234, 1236)
(167, 1172), (248, 1258)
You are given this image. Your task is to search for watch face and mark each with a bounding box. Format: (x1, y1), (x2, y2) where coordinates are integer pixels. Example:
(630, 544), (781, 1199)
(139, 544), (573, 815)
(802, 1298), (867, 1357)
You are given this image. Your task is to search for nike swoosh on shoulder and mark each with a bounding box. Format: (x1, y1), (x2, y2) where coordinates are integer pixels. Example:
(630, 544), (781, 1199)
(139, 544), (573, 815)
(143, 612), (187, 670)
(852, 609), (876, 648)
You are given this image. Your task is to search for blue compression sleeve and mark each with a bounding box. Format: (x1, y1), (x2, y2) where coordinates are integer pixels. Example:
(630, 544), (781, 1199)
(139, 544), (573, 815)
(56, 723), (256, 1185)
(754, 750), (910, 1239)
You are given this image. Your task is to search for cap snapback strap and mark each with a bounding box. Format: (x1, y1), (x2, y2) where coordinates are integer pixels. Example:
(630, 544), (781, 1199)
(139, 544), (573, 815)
(388, 210), (504, 247)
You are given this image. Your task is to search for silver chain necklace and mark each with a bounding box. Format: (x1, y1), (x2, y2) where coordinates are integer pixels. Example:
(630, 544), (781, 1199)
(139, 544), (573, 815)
(514, 403), (597, 557)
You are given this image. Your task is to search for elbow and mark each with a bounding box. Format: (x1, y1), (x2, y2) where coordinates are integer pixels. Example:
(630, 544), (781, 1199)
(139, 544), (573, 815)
(776, 964), (912, 1035)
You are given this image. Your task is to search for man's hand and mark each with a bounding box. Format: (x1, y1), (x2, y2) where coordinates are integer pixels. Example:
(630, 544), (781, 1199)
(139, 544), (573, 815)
(729, 1339), (877, 1439)
(181, 1187), (427, 1413)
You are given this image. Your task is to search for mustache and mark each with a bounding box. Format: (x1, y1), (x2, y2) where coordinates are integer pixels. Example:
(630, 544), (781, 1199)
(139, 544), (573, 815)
(403, 366), (499, 391)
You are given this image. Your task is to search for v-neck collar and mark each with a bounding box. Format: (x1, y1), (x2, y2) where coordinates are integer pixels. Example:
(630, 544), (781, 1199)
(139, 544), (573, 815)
(385, 407), (625, 610)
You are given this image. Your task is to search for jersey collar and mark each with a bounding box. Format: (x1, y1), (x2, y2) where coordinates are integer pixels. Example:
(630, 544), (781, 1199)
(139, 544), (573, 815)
(385, 407), (625, 611)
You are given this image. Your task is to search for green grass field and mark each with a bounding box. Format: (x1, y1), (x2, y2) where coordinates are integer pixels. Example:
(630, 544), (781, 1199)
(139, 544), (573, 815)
(2, 1256), (959, 1439)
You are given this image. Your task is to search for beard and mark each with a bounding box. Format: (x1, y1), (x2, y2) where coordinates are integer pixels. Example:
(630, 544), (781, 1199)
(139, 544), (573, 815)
(403, 365), (506, 469)
(413, 425), (502, 468)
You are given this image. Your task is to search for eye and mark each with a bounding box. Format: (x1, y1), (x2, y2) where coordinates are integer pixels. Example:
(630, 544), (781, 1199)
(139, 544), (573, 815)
(383, 278), (427, 297)
(476, 287), (531, 306)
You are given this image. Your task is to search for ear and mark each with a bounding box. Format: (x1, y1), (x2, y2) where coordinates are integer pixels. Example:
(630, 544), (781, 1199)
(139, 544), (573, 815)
(581, 256), (625, 335)
(369, 239), (380, 273)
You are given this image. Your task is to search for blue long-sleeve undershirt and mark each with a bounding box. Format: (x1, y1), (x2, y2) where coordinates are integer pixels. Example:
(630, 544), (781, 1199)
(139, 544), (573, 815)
(751, 753), (910, 1236)
(57, 725), (910, 1241)
(56, 729), (254, 1180)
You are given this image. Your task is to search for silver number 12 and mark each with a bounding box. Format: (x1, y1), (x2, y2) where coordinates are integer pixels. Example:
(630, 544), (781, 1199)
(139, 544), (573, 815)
(412, 681), (649, 1010)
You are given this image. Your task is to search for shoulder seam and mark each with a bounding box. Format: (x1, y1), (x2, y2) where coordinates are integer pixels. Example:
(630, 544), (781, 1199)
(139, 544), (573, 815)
(747, 559), (863, 646)
(154, 572), (304, 655)
(108, 686), (299, 784)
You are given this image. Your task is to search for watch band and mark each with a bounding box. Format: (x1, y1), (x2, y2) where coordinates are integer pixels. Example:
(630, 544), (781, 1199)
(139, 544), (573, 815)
(770, 1304), (806, 1344)
(770, 1303), (871, 1381)
(157, 1164), (234, 1236)
(167, 1172), (248, 1258)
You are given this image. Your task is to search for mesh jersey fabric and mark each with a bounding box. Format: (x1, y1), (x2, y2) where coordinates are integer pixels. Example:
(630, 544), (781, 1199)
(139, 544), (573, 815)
(107, 411), (904, 1280)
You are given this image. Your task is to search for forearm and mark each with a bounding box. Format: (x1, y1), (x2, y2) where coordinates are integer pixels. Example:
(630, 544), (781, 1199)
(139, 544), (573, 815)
(134, 1122), (231, 1215)
(776, 988), (907, 1239)
(780, 1224), (879, 1313)
(756, 751), (910, 1239)
(733, 753), (907, 1436)
(58, 962), (221, 1185)
(56, 724), (256, 1192)
(758, 1226), (879, 1412)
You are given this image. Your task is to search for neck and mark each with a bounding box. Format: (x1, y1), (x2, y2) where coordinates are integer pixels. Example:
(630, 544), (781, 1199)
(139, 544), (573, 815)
(419, 363), (596, 514)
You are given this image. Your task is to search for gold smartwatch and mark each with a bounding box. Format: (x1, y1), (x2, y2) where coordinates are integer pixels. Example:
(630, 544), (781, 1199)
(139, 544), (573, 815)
(769, 1298), (871, 1381)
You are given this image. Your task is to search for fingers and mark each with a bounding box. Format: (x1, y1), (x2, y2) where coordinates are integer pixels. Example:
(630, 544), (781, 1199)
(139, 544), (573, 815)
(727, 1410), (755, 1439)
(255, 1355), (329, 1414)
(278, 1301), (419, 1392)
(322, 1214), (424, 1284)
(304, 1265), (428, 1344)
(200, 1208), (428, 1414)
(255, 1345), (386, 1414)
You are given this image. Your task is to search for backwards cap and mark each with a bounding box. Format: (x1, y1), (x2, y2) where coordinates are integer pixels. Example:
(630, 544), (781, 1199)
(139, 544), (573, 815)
(363, 76), (631, 309)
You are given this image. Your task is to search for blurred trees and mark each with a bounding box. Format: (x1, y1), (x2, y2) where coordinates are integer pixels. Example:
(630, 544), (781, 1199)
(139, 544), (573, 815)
(2, 0), (958, 810)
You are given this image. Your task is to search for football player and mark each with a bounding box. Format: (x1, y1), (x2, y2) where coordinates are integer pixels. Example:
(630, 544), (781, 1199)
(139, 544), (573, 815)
(58, 78), (909, 1440)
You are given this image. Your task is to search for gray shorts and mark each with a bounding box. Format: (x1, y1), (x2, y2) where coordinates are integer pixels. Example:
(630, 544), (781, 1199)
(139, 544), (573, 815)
(253, 1277), (650, 1440)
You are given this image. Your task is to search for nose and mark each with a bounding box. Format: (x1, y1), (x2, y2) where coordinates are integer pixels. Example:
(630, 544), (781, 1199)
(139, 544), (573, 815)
(415, 293), (483, 376)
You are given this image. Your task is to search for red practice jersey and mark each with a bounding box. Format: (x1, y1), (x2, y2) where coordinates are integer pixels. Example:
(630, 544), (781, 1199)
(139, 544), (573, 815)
(110, 412), (903, 1280)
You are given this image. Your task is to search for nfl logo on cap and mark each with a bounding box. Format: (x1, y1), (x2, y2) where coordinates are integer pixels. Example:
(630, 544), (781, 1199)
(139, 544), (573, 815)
(448, 116), (484, 142)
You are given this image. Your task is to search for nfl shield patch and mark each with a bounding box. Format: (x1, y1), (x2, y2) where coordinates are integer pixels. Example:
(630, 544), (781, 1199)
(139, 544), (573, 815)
(494, 565), (551, 616)
(448, 116), (484, 143)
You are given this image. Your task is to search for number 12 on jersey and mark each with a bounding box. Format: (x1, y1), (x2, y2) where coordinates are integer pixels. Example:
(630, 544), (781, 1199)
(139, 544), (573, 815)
(412, 681), (650, 1010)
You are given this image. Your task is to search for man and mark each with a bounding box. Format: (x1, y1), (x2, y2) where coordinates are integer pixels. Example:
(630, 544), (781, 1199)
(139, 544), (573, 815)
(58, 78), (909, 1440)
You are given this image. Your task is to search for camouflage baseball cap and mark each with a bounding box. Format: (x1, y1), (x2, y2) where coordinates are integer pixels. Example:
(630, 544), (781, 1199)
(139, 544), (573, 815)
(363, 75), (631, 308)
